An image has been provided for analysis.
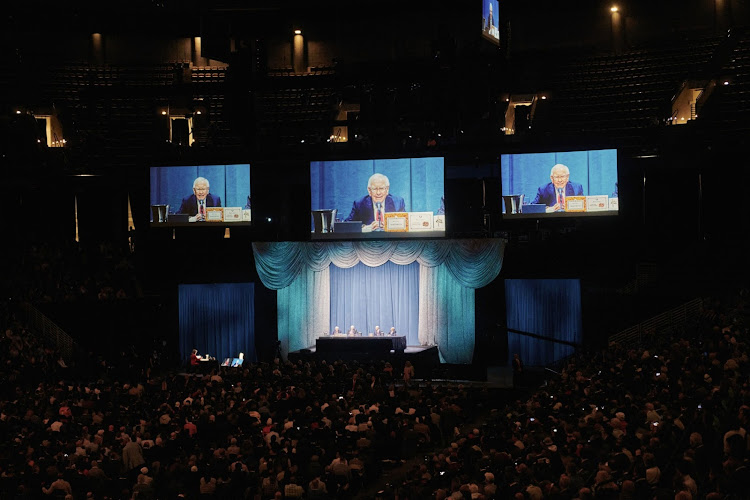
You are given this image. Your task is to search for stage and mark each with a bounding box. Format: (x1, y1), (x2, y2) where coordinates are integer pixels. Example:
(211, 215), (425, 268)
(288, 344), (441, 378)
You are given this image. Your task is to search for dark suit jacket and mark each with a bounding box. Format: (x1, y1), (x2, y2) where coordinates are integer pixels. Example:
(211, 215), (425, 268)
(346, 194), (405, 225)
(531, 182), (583, 207)
(178, 194), (222, 215)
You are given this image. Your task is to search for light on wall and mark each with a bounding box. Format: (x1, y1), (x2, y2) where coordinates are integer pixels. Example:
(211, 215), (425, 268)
(294, 29), (302, 35)
(611, 5), (618, 12)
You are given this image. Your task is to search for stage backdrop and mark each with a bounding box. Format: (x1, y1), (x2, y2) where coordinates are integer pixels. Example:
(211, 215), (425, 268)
(330, 261), (420, 345)
(178, 283), (256, 365)
(252, 239), (505, 364)
(505, 278), (582, 367)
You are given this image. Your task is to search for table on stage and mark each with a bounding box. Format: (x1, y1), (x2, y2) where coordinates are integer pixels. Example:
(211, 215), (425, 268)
(316, 335), (407, 354)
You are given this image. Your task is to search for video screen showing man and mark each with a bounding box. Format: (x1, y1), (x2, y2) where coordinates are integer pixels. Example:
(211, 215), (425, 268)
(178, 177), (222, 221)
(532, 164), (584, 212)
(346, 173), (405, 231)
(150, 164), (251, 225)
(500, 149), (618, 217)
(310, 156), (445, 237)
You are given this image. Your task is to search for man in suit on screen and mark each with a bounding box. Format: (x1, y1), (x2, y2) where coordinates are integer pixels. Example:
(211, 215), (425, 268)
(345, 173), (405, 231)
(531, 164), (583, 212)
(178, 176), (222, 220)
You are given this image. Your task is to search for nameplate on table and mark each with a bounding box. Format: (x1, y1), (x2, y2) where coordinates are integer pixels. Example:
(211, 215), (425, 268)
(409, 212), (434, 231)
(585, 195), (609, 212)
(565, 196), (586, 212)
(206, 207), (224, 222)
(609, 198), (619, 211)
(223, 207), (243, 222)
(384, 212), (408, 232)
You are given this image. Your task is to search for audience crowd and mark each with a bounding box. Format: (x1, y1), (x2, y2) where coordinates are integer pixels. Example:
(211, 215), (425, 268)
(1, 235), (749, 500)
(0, 296), (488, 500)
(383, 289), (750, 500)
(1, 239), (139, 305)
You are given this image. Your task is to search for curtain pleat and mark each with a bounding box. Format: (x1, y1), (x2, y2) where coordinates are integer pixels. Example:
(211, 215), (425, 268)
(330, 261), (420, 345)
(505, 279), (582, 366)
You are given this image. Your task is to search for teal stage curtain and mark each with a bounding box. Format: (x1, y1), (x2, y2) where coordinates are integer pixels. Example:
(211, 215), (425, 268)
(252, 239), (505, 363)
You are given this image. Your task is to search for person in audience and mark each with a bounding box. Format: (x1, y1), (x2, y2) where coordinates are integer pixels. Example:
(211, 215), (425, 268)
(512, 352), (524, 388)
(531, 163), (583, 212)
(346, 173), (405, 231)
(41, 473), (73, 497)
(177, 176), (221, 219)
(403, 360), (415, 387)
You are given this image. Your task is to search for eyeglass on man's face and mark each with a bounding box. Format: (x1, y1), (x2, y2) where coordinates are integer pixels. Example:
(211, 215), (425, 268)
(551, 175), (569, 180)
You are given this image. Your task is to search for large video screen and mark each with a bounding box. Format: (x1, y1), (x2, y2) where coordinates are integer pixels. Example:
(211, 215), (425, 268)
(310, 157), (445, 239)
(149, 164), (251, 226)
(481, 0), (500, 45)
(501, 148), (618, 219)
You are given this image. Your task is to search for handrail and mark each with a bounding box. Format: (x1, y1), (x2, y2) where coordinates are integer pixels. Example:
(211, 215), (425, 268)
(17, 302), (75, 359)
(608, 297), (703, 347)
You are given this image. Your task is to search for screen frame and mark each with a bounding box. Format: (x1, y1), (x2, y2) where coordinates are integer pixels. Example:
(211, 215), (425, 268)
(309, 154), (447, 241)
(500, 146), (620, 220)
(148, 162), (252, 227)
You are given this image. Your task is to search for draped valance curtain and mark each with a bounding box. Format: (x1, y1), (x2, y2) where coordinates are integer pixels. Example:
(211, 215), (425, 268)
(252, 239), (505, 364)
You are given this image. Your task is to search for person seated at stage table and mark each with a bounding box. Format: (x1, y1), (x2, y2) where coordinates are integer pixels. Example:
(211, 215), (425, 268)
(190, 348), (200, 367)
(531, 163), (583, 213)
(345, 173), (405, 231)
(331, 326), (342, 336)
(178, 176), (222, 221)
(347, 325), (358, 336)
(389, 326), (397, 336)
(374, 325), (383, 336)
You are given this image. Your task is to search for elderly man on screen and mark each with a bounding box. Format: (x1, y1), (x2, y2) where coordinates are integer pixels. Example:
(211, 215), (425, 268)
(531, 164), (583, 212)
(178, 176), (222, 220)
(346, 173), (405, 231)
